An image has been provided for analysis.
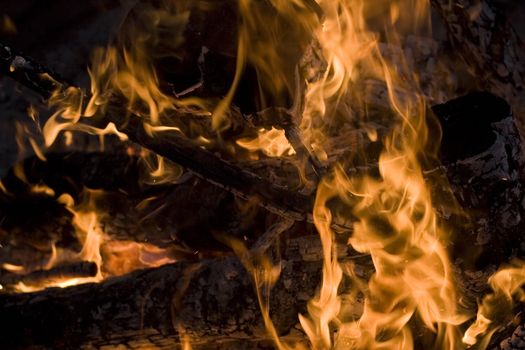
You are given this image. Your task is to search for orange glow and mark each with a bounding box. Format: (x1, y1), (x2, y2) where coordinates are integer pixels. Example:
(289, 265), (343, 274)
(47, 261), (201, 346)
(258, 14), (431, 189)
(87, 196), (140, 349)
(7, 190), (177, 293)
(294, 0), (471, 348)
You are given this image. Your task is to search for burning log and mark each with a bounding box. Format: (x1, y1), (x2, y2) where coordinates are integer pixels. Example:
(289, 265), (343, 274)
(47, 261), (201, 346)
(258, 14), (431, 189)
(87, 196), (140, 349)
(0, 41), (320, 227)
(0, 256), (322, 349)
(0, 151), (304, 255)
(2, 0), (525, 345)
(0, 91), (523, 348)
(109, 108), (314, 222)
(0, 261), (98, 291)
(0, 41), (64, 98)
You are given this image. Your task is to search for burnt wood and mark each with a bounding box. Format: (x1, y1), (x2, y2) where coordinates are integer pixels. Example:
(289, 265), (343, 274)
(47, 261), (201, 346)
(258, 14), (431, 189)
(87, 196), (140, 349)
(430, 0), (525, 134)
(0, 41), (319, 226)
(0, 261), (98, 291)
(0, 257), (322, 349)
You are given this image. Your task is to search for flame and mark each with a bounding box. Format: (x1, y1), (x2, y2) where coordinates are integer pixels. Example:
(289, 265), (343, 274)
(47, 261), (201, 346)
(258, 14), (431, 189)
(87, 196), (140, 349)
(182, 338), (193, 350)
(0, 15), (16, 34)
(6, 190), (177, 293)
(141, 152), (185, 185)
(101, 240), (177, 276)
(41, 3), (211, 150)
(1, 263), (24, 272)
(226, 237), (306, 350)
(237, 128), (296, 157)
(294, 0), (468, 349)
(463, 260), (525, 348)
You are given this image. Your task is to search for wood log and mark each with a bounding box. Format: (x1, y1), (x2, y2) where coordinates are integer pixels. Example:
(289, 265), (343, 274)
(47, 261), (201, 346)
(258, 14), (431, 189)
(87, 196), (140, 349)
(0, 152), (304, 257)
(110, 108), (314, 222)
(431, 92), (525, 269)
(0, 255), (323, 349)
(0, 41), (64, 99)
(0, 261), (98, 291)
(0, 92), (522, 350)
(0, 41), (321, 227)
(430, 0), (525, 134)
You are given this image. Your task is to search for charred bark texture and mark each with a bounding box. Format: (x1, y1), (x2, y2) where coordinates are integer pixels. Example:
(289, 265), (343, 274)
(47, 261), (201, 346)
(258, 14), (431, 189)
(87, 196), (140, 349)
(430, 0), (525, 133)
(432, 92), (525, 270)
(0, 257), (322, 349)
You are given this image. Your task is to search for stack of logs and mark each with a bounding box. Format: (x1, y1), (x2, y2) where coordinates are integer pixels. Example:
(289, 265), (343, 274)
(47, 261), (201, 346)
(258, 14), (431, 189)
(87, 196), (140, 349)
(0, 0), (524, 349)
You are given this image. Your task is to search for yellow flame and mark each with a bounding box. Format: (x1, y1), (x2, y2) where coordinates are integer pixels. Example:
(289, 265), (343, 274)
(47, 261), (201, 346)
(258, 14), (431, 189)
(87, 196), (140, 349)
(224, 236), (307, 350)
(463, 260), (525, 348)
(296, 0), (469, 349)
(1, 263), (24, 272)
(237, 128), (296, 157)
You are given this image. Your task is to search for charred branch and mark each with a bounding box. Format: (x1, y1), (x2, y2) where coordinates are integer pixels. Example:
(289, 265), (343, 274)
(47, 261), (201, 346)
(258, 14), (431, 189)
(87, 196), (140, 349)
(0, 42), (322, 227)
(0, 41), (64, 98)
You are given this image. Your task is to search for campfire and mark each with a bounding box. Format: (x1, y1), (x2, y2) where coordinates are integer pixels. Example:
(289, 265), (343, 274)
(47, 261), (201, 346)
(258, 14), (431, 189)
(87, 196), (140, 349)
(0, 0), (525, 349)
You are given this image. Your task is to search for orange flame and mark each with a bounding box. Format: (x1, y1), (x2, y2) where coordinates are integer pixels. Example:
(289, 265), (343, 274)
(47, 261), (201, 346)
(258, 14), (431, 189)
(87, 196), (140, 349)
(9, 190), (177, 293)
(296, 0), (469, 349)
(237, 128), (296, 157)
(463, 260), (525, 349)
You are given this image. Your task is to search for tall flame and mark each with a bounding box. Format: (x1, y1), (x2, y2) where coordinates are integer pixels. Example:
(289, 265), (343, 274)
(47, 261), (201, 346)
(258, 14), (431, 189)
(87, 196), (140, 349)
(295, 0), (472, 349)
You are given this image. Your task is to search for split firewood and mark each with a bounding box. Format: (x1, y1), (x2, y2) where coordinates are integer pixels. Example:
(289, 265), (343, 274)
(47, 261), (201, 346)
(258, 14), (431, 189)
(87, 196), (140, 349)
(431, 92), (525, 270)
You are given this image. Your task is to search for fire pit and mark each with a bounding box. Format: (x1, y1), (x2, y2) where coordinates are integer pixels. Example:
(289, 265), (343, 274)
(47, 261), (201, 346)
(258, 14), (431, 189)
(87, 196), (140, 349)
(1, 0), (525, 349)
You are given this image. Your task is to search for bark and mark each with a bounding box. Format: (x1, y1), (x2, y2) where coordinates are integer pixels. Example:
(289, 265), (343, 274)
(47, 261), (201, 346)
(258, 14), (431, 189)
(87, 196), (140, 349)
(0, 41), (64, 99)
(0, 152), (307, 259)
(432, 92), (525, 269)
(0, 255), (323, 349)
(110, 109), (314, 222)
(0, 46), (311, 220)
(0, 41), (325, 228)
(430, 0), (525, 133)
(0, 92), (523, 349)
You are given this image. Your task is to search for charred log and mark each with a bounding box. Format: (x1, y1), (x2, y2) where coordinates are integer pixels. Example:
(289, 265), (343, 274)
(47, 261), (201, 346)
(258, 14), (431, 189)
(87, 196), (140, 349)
(0, 261), (98, 292)
(0, 41), (320, 227)
(0, 256), (322, 349)
(430, 0), (525, 133)
(0, 152), (306, 257)
(432, 92), (525, 271)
